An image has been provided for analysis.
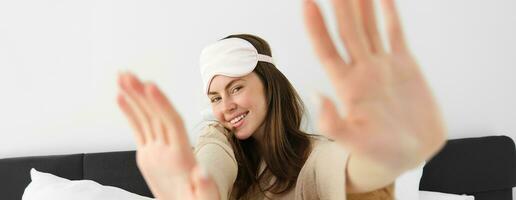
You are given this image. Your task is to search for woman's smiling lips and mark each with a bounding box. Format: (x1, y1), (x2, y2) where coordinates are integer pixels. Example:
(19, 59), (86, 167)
(227, 111), (249, 128)
(226, 111), (249, 122)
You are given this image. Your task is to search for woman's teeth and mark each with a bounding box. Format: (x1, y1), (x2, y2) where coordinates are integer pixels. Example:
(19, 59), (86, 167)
(230, 112), (248, 124)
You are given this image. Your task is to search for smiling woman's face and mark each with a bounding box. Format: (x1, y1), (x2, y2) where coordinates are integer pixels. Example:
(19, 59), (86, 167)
(207, 72), (267, 140)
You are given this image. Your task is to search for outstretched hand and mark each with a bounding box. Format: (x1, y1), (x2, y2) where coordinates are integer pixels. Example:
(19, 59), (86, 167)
(117, 72), (219, 200)
(303, 0), (446, 174)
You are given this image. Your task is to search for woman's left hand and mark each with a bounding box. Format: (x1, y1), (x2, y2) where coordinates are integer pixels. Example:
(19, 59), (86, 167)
(302, 0), (447, 176)
(117, 72), (220, 200)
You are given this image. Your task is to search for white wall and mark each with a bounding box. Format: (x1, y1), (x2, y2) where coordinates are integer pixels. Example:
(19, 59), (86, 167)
(1, 0), (515, 199)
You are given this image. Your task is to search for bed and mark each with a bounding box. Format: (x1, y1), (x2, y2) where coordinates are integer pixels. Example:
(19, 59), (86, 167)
(1, 135), (514, 200)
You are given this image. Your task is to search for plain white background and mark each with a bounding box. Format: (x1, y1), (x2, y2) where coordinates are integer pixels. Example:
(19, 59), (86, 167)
(0, 0), (515, 199)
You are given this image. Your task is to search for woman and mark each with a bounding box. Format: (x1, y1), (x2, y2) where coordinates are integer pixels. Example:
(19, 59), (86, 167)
(197, 33), (353, 199)
(116, 0), (447, 199)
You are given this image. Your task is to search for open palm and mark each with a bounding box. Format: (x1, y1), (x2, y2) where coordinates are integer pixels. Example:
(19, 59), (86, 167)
(303, 0), (447, 171)
(116, 72), (219, 200)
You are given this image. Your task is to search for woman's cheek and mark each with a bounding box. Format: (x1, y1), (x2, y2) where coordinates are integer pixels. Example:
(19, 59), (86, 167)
(213, 109), (227, 127)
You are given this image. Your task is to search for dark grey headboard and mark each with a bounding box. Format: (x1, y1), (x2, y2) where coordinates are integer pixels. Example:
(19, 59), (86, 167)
(0, 150), (153, 200)
(419, 135), (516, 200)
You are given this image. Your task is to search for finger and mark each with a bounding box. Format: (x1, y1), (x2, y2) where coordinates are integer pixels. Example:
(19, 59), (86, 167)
(116, 91), (145, 147)
(380, 0), (408, 54)
(145, 82), (190, 149)
(358, 0), (385, 54)
(151, 111), (168, 145)
(191, 165), (220, 200)
(303, 0), (354, 99)
(317, 94), (354, 142)
(332, 0), (370, 62)
(303, 0), (351, 78)
(120, 72), (155, 143)
(144, 83), (169, 145)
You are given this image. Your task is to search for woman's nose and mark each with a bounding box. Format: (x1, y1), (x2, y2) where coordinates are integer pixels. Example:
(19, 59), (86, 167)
(223, 99), (237, 112)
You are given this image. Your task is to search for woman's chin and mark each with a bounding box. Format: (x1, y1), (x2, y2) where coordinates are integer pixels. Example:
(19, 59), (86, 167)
(234, 129), (252, 140)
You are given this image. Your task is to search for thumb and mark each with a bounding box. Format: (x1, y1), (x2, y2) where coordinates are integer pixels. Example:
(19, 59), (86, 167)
(191, 165), (220, 200)
(317, 94), (352, 141)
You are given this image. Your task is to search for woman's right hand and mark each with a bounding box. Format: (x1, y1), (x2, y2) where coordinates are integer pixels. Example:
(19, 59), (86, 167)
(303, 0), (446, 193)
(116, 71), (220, 200)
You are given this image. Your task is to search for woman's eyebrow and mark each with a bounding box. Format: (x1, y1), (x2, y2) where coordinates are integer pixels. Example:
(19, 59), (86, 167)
(208, 78), (244, 95)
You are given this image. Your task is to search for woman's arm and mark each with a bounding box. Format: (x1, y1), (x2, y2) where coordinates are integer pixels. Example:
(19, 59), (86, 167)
(194, 123), (238, 200)
(345, 154), (399, 194)
(301, 139), (395, 199)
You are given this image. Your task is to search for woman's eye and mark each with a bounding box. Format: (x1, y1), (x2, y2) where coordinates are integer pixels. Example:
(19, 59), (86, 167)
(211, 97), (221, 103)
(232, 86), (242, 94)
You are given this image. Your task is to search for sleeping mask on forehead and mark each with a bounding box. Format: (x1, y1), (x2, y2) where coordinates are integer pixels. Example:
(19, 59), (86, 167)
(199, 37), (275, 94)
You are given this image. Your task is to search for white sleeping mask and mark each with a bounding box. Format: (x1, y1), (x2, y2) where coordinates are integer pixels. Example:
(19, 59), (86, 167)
(199, 37), (274, 94)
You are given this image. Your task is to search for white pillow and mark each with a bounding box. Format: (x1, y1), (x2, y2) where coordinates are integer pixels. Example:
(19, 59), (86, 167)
(419, 191), (475, 200)
(22, 168), (154, 200)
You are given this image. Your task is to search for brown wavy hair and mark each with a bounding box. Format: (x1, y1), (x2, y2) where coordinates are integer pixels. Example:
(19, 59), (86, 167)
(218, 34), (313, 199)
